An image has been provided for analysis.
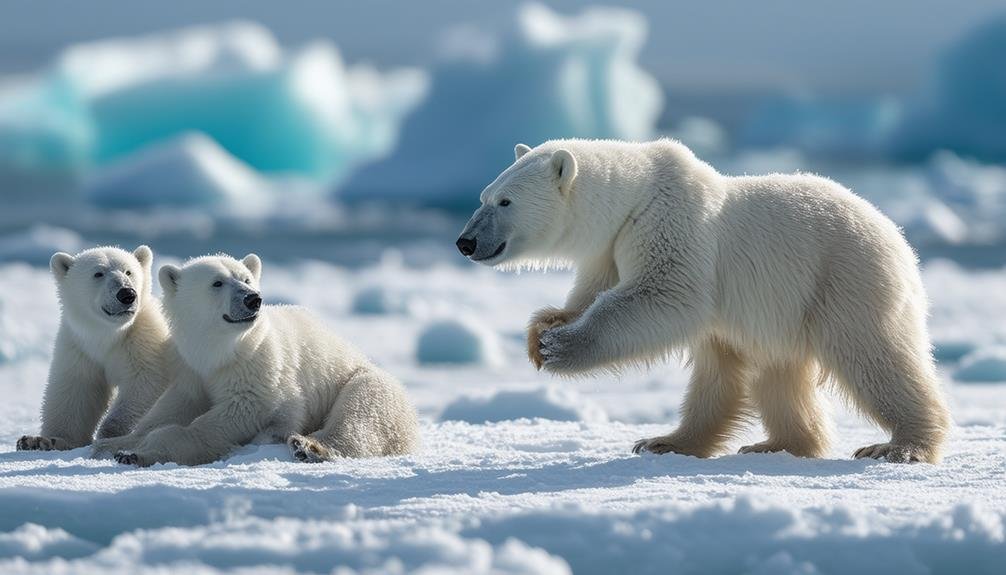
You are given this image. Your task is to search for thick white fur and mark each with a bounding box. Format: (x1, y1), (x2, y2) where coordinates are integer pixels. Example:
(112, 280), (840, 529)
(17, 246), (172, 451)
(93, 254), (419, 466)
(461, 139), (950, 464)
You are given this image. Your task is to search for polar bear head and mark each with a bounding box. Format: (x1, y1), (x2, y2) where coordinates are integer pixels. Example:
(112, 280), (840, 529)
(158, 254), (263, 369)
(456, 142), (577, 268)
(51, 246), (154, 334)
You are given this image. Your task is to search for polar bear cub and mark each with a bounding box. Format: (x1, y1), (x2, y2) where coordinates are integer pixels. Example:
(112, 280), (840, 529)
(457, 139), (950, 464)
(93, 253), (419, 466)
(17, 246), (172, 451)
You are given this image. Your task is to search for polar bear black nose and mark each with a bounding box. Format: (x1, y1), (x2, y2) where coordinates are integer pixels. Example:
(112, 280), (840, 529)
(116, 287), (136, 305)
(244, 293), (262, 311)
(456, 237), (477, 256)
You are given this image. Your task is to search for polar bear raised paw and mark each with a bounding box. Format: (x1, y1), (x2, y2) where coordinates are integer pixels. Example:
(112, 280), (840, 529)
(527, 307), (576, 370)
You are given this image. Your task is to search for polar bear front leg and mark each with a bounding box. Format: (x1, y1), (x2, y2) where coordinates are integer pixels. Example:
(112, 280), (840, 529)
(528, 256), (619, 369)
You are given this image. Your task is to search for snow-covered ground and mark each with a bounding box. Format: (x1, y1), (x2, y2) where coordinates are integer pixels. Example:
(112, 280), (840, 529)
(1, 253), (1004, 574)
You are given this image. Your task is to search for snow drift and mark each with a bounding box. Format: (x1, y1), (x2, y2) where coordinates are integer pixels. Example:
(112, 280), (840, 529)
(0, 21), (427, 184)
(340, 2), (663, 207)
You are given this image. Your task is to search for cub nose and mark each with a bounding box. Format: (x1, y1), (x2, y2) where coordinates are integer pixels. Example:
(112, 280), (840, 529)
(116, 287), (136, 305)
(244, 293), (262, 312)
(456, 237), (477, 256)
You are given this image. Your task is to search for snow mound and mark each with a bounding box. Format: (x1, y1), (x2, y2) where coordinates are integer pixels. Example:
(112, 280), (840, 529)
(341, 2), (662, 207)
(416, 317), (502, 366)
(0, 21), (427, 183)
(350, 285), (404, 315)
(933, 339), (977, 363)
(955, 347), (1006, 383)
(83, 133), (270, 212)
(440, 386), (608, 423)
(0, 225), (83, 265)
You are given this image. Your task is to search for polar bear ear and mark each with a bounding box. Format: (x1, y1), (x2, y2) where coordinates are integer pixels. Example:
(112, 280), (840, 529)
(133, 245), (153, 270)
(159, 264), (181, 296)
(50, 252), (74, 280)
(551, 149), (577, 195)
(514, 143), (532, 161)
(242, 254), (262, 281)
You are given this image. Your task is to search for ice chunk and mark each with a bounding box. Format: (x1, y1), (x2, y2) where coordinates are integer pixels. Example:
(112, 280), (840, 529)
(440, 386), (608, 423)
(0, 22), (427, 183)
(891, 16), (1006, 162)
(82, 133), (271, 213)
(955, 347), (1006, 383)
(738, 95), (901, 159)
(351, 285), (404, 315)
(341, 2), (663, 207)
(416, 317), (502, 366)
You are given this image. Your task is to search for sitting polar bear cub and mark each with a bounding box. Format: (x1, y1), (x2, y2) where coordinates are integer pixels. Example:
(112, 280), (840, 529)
(457, 139), (950, 464)
(17, 246), (172, 451)
(94, 254), (419, 466)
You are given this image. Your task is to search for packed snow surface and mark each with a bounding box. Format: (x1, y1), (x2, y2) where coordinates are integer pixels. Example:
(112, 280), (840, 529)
(0, 254), (1004, 574)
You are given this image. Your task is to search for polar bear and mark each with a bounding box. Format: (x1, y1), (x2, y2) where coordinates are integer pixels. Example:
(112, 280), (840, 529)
(92, 253), (419, 466)
(456, 139), (950, 464)
(17, 246), (172, 451)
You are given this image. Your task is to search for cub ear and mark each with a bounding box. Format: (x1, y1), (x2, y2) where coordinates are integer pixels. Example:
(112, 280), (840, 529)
(551, 149), (577, 195)
(242, 254), (262, 281)
(50, 252), (74, 279)
(158, 264), (181, 296)
(514, 143), (532, 161)
(133, 245), (153, 270)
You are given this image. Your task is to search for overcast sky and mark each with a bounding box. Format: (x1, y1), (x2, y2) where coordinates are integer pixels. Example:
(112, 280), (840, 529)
(1, 0), (1002, 96)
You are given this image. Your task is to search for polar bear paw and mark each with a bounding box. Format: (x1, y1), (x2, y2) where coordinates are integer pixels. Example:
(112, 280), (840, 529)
(16, 435), (56, 451)
(632, 435), (698, 456)
(738, 441), (786, 455)
(288, 434), (336, 463)
(853, 442), (920, 463)
(527, 307), (575, 370)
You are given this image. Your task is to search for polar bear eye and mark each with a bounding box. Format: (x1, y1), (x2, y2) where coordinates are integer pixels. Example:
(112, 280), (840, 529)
(94, 272), (104, 278)
(125, 270), (132, 276)
(212, 281), (223, 288)
(244, 278), (251, 284)
(499, 199), (511, 207)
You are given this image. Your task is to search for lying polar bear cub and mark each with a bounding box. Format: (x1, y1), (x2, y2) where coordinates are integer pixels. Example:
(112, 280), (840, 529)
(93, 254), (419, 466)
(18, 246), (172, 451)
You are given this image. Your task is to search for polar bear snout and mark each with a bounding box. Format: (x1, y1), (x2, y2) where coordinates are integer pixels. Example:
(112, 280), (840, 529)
(116, 287), (137, 305)
(244, 293), (262, 312)
(456, 237), (476, 256)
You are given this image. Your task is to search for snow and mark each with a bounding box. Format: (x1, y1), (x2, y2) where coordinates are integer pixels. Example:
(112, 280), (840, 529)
(416, 317), (502, 366)
(341, 2), (662, 207)
(0, 254), (1004, 573)
(0, 22), (427, 183)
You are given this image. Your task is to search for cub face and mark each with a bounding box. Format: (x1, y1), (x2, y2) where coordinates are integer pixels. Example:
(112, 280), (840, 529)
(51, 246), (153, 332)
(159, 254), (263, 338)
(456, 143), (578, 267)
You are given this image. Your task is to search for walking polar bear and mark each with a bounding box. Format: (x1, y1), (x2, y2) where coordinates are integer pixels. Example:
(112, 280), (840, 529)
(93, 254), (419, 466)
(457, 139), (950, 464)
(17, 246), (172, 451)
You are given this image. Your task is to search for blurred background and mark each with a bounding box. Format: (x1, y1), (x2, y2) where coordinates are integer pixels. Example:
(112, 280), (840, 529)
(1, 0), (1005, 267)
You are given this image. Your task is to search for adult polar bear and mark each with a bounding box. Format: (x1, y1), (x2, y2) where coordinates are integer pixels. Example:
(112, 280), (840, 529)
(17, 246), (171, 451)
(94, 254), (419, 466)
(456, 139), (950, 464)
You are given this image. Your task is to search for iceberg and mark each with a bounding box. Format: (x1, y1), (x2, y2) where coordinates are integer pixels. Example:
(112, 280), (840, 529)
(0, 22), (427, 184)
(340, 2), (663, 208)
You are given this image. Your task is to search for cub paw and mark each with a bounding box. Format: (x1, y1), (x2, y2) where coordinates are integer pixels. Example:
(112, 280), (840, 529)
(527, 307), (574, 370)
(288, 434), (335, 463)
(16, 435), (55, 451)
(632, 435), (703, 457)
(738, 441), (785, 455)
(114, 451), (140, 466)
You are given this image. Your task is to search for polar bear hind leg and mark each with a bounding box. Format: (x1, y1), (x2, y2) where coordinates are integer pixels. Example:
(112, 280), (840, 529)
(739, 359), (830, 458)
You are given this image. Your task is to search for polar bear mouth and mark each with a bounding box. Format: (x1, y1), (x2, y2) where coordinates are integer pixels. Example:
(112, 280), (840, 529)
(223, 313), (257, 324)
(473, 242), (507, 262)
(102, 307), (136, 318)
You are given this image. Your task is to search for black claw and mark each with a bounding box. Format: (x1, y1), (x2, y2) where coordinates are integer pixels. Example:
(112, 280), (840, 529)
(115, 452), (139, 465)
